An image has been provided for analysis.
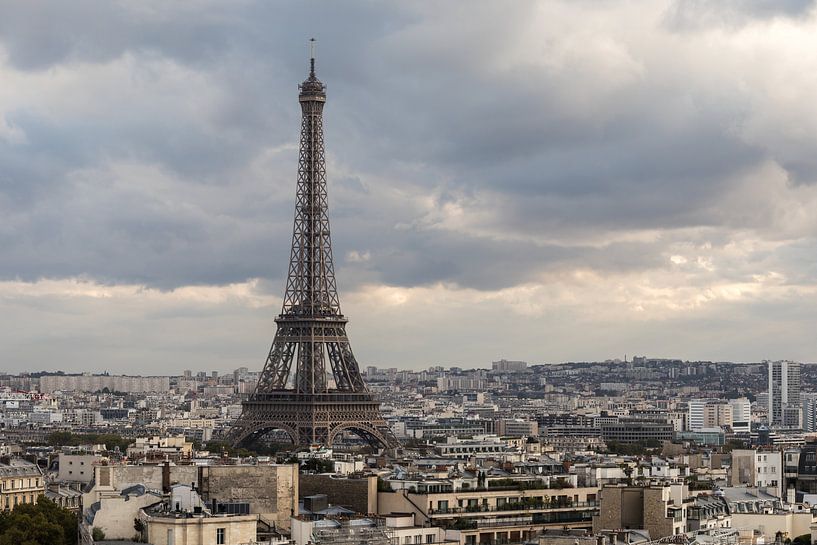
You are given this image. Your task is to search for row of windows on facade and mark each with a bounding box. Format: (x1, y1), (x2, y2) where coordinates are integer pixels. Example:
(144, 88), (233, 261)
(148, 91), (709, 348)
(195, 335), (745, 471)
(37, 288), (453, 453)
(462, 529), (537, 545)
(3, 494), (37, 508)
(395, 534), (436, 544)
(177, 528), (227, 545)
(440, 447), (504, 453)
(433, 494), (589, 510)
(1, 478), (41, 490)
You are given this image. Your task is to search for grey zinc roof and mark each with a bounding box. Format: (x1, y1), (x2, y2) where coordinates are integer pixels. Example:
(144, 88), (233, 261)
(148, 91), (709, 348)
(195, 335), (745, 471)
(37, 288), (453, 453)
(0, 459), (42, 477)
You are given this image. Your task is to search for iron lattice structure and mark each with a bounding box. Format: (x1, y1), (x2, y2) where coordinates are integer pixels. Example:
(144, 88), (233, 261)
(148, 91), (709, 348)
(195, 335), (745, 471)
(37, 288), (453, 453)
(229, 53), (399, 450)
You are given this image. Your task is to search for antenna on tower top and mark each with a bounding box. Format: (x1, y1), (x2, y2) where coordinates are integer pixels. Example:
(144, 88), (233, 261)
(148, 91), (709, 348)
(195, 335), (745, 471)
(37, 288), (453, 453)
(309, 38), (316, 76)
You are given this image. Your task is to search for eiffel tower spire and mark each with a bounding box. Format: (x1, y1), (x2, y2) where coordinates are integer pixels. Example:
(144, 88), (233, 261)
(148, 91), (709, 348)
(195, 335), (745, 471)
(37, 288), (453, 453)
(228, 44), (398, 449)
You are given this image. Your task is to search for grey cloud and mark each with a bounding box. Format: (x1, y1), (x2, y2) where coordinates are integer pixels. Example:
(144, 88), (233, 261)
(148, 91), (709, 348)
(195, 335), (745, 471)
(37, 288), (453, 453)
(665, 0), (816, 30)
(0, 0), (815, 296)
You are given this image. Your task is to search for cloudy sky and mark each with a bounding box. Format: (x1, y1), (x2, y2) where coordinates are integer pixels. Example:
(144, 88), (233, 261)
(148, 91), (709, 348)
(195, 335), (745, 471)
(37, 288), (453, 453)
(1, 1), (816, 374)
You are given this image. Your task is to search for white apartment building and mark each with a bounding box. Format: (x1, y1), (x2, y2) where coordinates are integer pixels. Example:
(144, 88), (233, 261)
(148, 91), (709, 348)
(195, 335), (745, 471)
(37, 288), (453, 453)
(688, 399), (733, 431)
(768, 360), (801, 428)
(801, 393), (817, 432)
(729, 398), (752, 433)
(39, 374), (170, 394)
(755, 451), (783, 498)
(730, 449), (783, 498)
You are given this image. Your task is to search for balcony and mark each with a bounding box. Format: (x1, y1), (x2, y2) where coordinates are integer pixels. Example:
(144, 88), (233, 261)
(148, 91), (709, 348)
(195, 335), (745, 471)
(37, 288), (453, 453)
(429, 500), (597, 517)
(404, 482), (575, 494)
(444, 510), (596, 531)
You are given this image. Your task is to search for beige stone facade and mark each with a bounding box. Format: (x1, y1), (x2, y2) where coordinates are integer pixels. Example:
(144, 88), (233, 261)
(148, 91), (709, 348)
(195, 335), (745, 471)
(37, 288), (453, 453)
(85, 463), (298, 531)
(379, 486), (599, 545)
(58, 453), (101, 484)
(89, 487), (163, 540)
(199, 464), (298, 530)
(592, 484), (687, 539)
(145, 513), (258, 545)
(300, 474), (377, 514)
(0, 459), (44, 511)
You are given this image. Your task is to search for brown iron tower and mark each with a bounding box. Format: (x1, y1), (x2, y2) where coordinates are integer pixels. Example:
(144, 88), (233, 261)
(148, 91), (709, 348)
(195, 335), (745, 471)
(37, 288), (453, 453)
(229, 44), (399, 450)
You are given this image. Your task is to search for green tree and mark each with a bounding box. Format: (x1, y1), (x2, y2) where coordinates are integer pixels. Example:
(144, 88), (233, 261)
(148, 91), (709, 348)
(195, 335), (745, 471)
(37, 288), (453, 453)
(0, 497), (77, 545)
(92, 527), (106, 541)
(46, 431), (133, 452)
(722, 439), (747, 453)
(302, 458), (334, 473)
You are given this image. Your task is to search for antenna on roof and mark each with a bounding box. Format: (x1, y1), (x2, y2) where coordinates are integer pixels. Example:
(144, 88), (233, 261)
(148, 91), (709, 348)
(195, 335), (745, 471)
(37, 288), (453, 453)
(309, 38), (316, 76)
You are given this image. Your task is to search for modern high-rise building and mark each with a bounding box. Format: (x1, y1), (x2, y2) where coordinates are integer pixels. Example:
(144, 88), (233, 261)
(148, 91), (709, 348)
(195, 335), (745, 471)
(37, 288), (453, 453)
(801, 393), (817, 432)
(767, 360), (801, 428)
(728, 397), (752, 433)
(687, 399), (708, 431)
(704, 402), (733, 429)
(688, 399), (733, 431)
(491, 359), (528, 372)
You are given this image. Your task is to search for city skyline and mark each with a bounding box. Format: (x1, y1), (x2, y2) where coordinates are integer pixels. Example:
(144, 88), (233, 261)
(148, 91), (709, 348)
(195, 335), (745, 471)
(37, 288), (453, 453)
(2, 2), (817, 373)
(4, 356), (817, 379)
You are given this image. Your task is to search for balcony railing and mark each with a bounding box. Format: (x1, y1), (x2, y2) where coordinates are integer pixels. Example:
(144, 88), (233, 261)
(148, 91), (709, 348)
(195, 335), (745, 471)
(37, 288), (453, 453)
(429, 501), (597, 516)
(400, 481), (578, 494)
(446, 510), (595, 530)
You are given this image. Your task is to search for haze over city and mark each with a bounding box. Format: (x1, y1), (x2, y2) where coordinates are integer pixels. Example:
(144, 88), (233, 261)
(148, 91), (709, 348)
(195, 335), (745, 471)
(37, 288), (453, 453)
(2, 1), (817, 373)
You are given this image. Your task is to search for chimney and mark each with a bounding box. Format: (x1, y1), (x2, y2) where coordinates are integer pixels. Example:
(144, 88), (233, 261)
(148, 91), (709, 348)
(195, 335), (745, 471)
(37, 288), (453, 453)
(162, 461), (171, 493)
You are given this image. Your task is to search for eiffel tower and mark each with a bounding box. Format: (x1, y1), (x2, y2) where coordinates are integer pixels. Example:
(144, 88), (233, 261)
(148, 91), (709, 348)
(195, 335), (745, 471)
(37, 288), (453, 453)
(229, 44), (398, 450)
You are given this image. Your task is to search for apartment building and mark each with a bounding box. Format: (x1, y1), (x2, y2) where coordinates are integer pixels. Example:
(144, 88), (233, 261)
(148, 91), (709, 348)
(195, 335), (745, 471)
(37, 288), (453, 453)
(379, 482), (599, 545)
(730, 449), (783, 498)
(593, 483), (688, 539)
(0, 459), (45, 511)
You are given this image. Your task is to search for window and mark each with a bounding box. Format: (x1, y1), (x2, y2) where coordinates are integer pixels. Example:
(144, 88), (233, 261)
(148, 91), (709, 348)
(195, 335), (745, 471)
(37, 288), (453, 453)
(415, 536), (422, 544)
(216, 528), (225, 545)
(426, 535), (434, 544)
